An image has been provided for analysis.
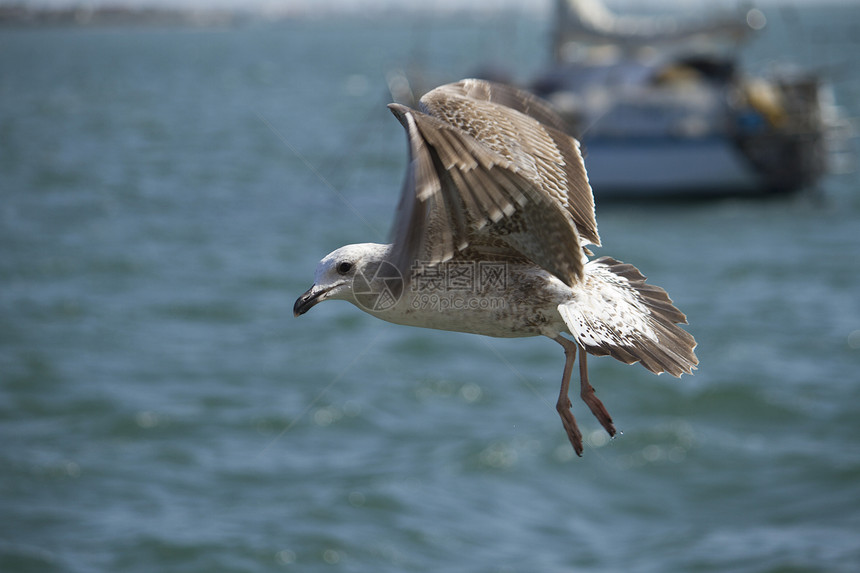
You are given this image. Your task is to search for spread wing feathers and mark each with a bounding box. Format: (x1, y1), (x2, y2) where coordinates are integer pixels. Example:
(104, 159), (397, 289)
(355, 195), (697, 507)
(387, 78), (600, 287)
(431, 78), (573, 134)
(557, 257), (698, 377)
(387, 102), (585, 286)
(420, 79), (600, 248)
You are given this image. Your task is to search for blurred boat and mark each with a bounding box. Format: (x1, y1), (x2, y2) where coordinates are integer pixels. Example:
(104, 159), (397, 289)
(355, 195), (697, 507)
(528, 0), (851, 198)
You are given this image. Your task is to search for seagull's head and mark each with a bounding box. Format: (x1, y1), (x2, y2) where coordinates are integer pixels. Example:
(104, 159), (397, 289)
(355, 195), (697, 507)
(293, 243), (392, 317)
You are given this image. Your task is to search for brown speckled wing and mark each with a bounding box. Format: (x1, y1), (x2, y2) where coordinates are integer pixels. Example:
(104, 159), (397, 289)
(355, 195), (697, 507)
(433, 78), (573, 134)
(387, 79), (598, 287)
(421, 80), (600, 249)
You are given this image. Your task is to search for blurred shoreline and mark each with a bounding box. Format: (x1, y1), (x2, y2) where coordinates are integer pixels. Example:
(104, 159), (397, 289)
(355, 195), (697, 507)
(0, 3), (533, 27)
(0, 5), (297, 27)
(0, 5), (244, 27)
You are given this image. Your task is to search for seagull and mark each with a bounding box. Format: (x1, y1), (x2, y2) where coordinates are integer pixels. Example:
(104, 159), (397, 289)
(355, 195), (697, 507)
(294, 79), (697, 456)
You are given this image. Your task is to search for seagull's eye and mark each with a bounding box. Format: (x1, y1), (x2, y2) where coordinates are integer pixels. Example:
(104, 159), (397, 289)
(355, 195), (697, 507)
(337, 261), (353, 275)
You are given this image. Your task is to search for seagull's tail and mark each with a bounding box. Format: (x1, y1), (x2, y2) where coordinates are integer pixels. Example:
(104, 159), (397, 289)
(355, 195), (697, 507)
(557, 257), (698, 377)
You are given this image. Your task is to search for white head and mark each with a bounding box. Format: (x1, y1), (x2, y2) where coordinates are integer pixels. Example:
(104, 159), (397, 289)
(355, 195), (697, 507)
(293, 243), (393, 316)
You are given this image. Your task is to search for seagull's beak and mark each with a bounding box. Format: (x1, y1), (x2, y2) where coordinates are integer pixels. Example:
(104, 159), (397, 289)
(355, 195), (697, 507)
(293, 284), (327, 317)
(293, 285), (328, 316)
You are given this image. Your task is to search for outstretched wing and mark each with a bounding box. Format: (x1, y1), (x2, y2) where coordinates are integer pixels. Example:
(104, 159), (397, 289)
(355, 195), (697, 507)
(432, 78), (573, 133)
(387, 79), (598, 287)
(420, 80), (600, 249)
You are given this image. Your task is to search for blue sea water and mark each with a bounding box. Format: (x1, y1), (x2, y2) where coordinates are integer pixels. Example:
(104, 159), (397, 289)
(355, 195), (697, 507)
(2, 6), (860, 572)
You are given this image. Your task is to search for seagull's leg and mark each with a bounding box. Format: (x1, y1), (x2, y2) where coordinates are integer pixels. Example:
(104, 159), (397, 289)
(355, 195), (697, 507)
(578, 343), (616, 437)
(553, 336), (583, 456)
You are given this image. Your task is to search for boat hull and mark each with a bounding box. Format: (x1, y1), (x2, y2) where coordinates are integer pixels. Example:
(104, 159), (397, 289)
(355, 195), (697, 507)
(582, 135), (783, 199)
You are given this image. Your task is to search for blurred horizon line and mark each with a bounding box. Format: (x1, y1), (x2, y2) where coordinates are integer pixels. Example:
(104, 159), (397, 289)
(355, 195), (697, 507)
(0, 0), (852, 22)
